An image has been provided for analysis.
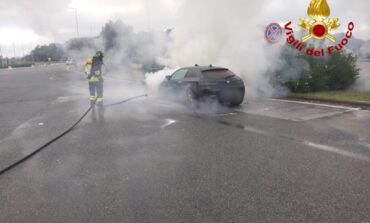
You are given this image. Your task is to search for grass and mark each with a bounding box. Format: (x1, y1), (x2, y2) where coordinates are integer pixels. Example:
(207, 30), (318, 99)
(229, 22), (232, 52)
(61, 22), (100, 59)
(292, 91), (370, 103)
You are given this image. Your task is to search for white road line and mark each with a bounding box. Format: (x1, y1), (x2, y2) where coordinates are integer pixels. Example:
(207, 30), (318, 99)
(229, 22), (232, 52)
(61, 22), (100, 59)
(303, 140), (370, 163)
(56, 96), (86, 103)
(294, 110), (358, 121)
(241, 123), (370, 162)
(243, 126), (270, 136)
(268, 98), (360, 111)
(160, 119), (177, 129)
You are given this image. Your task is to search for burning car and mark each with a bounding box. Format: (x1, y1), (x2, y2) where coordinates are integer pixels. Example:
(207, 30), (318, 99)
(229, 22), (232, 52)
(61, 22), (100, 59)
(159, 65), (245, 106)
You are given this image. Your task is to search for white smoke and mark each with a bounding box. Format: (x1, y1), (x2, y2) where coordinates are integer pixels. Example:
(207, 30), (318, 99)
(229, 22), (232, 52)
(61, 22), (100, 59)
(145, 67), (177, 96)
(67, 0), (343, 101)
(158, 0), (283, 99)
(354, 60), (370, 91)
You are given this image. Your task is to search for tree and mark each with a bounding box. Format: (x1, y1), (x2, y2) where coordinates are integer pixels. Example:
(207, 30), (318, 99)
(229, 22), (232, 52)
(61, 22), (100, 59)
(326, 51), (360, 90)
(276, 47), (360, 93)
(28, 43), (65, 62)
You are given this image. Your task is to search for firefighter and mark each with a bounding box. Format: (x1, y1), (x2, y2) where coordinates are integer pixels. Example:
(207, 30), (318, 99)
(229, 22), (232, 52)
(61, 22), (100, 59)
(85, 51), (104, 107)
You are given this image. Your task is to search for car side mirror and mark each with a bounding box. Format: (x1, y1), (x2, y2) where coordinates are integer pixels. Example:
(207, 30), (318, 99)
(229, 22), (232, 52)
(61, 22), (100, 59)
(165, 75), (171, 81)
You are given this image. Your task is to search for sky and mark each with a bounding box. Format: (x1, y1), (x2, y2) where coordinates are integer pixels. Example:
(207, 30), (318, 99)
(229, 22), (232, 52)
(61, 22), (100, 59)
(0, 0), (369, 57)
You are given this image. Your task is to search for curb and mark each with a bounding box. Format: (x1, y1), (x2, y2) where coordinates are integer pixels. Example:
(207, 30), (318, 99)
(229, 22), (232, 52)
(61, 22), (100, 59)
(285, 94), (370, 109)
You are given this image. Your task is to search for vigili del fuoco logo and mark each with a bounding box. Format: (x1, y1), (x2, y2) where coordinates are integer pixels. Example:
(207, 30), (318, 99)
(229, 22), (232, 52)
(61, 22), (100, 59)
(265, 0), (355, 57)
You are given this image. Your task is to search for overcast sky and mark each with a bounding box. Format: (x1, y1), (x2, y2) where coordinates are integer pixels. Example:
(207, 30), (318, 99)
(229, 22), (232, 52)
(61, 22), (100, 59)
(0, 0), (369, 57)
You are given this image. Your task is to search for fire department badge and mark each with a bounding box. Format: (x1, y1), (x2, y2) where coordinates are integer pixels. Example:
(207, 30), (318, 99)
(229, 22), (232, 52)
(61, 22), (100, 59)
(299, 0), (340, 42)
(265, 0), (354, 57)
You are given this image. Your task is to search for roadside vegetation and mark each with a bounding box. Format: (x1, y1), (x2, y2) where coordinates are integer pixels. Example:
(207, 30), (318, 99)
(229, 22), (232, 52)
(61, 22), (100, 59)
(0, 43), (64, 69)
(0, 58), (33, 69)
(291, 91), (370, 103)
(272, 45), (369, 103)
(275, 46), (360, 93)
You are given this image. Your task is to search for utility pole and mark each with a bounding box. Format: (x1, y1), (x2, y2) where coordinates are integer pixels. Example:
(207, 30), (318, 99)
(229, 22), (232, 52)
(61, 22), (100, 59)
(144, 0), (151, 32)
(12, 42), (16, 58)
(31, 51), (34, 64)
(21, 42), (25, 62)
(0, 44), (3, 68)
(74, 8), (79, 37)
(12, 42), (16, 66)
(69, 8), (79, 38)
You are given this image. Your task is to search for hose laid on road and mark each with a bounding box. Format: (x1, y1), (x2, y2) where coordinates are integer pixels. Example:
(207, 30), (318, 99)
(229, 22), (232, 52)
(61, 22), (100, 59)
(105, 95), (147, 107)
(0, 94), (148, 177)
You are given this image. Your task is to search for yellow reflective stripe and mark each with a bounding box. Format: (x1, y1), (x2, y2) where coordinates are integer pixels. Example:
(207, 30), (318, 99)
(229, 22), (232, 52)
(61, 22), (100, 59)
(89, 76), (99, 82)
(90, 96), (97, 101)
(96, 98), (103, 103)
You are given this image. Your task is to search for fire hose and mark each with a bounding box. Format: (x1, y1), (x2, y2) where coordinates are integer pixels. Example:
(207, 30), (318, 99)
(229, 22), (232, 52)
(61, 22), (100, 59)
(0, 94), (148, 177)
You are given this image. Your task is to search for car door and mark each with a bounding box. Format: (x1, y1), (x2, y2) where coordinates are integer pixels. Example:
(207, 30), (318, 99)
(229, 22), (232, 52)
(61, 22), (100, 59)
(168, 69), (188, 91)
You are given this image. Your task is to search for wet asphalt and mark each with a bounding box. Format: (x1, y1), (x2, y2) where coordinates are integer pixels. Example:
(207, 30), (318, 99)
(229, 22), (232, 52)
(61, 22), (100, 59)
(0, 65), (369, 223)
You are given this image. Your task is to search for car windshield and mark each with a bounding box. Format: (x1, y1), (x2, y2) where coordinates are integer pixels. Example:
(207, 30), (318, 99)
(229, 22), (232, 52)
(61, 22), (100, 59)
(171, 69), (188, 80)
(202, 69), (235, 78)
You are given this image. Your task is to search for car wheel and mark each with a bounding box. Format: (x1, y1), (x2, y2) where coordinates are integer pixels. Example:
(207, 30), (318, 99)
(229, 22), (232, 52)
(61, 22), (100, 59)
(185, 87), (197, 108)
(158, 85), (168, 100)
(229, 90), (245, 106)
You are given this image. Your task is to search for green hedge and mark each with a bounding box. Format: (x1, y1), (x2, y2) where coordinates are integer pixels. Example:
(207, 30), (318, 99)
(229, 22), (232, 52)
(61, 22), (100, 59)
(275, 47), (360, 93)
(0, 62), (33, 69)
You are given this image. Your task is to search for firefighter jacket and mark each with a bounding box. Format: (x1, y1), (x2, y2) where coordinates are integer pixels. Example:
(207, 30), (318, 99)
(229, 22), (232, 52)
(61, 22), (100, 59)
(88, 56), (104, 82)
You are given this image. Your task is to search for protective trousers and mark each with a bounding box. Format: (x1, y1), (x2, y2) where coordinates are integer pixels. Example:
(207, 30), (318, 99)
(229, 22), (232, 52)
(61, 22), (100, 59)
(89, 81), (103, 106)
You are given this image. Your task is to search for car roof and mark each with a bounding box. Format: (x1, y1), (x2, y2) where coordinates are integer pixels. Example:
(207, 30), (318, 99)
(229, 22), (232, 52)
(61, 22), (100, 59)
(182, 66), (229, 72)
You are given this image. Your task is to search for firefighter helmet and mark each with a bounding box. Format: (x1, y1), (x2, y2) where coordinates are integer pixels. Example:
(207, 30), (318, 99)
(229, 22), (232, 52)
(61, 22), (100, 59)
(86, 58), (93, 65)
(95, 51), (104, 59)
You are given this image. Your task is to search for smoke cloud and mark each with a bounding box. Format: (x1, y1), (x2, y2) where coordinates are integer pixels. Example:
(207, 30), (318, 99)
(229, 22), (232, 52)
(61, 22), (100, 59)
(8, 0), (366, 99)
(162, 0), (283, 98)
(1, 0), (369, 42)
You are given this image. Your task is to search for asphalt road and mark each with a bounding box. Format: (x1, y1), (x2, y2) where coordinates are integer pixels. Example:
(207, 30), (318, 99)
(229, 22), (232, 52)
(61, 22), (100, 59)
(0, 65), (369, 223)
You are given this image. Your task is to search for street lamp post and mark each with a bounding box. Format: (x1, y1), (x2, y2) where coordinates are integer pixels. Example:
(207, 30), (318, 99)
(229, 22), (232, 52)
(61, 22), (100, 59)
(12, 42), (16, 65)
(69, 8), (80, 38)
(0, 44), (3, 68)
(21, 42), (25, 62)
(144, 0), (151, 32)
(12, 42), (16, 58)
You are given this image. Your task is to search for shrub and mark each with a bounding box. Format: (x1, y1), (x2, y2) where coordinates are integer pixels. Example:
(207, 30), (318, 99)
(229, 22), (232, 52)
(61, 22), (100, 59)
(326, 51), (360, 90)
(276, 48), (360, 93)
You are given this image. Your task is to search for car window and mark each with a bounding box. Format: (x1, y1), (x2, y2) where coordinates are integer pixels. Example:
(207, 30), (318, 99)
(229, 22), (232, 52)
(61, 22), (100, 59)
(171, 69), (188, 80)
(185, 70), (199, 78)
(202, 69), (235, 79)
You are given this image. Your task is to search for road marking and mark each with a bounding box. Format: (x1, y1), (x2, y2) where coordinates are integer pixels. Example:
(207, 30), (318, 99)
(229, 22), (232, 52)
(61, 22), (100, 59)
(56, 96), (85, 103)
(217, 119), (370, 163)
(268, 98), (360, 111)
(161, 119), (177, 129)
(303, 140), (370, 162)
(294, 110), (358, 121)
(243, 126), (270, 136)
(237, 99), (361, 121)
